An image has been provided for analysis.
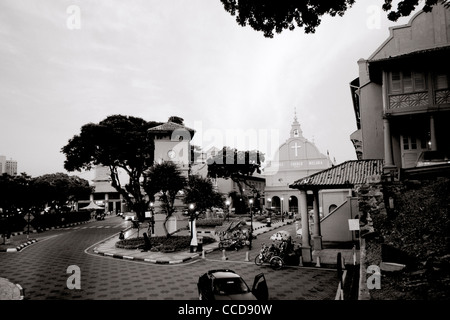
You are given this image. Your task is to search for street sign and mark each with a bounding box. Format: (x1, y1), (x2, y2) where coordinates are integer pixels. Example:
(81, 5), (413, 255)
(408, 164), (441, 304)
(24, 213), (34, 223)
(348, 219), (360, 231)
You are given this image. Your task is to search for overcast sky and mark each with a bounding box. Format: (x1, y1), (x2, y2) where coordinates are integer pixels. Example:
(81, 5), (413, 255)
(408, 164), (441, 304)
(0, 0), (418, 181)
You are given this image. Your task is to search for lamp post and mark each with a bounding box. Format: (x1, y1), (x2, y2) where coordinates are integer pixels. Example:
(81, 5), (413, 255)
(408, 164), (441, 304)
(281, 197), (284, 222)
(225, 200), (230, 221)
(149, 202), (155, 235)
(249, 199), (254, 250)
(189, 203), (197, 253)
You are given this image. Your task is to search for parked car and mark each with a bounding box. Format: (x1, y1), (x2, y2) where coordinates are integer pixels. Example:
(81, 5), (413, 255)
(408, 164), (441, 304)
(123, 212), (137, 221)
(416, 150), (450, 167)
(197, 269), (268, 300)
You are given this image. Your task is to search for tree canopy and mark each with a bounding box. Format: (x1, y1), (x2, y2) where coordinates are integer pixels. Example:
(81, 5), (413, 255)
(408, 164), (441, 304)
(207, 147), (264, 213)
(183, 174), (225, 217)
(61, 114), (163, 220)
(219, 0), (447, 37)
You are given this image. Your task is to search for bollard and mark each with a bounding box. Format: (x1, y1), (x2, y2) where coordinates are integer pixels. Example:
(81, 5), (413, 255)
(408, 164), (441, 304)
(245, 251), (250, 262)
(352, 245), (356, 265)
(315, 256), (321, 267)
(202, 250), (205, 259)
(222, 249), (228, 261)
(299, 256), (303, 267)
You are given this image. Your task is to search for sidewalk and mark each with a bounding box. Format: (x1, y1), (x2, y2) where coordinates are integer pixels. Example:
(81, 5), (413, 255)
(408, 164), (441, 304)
(92, 218), (294, 264)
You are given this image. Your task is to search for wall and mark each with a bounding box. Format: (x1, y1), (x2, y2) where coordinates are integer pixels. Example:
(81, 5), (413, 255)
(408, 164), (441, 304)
(320, 196), (359, 242)
(319, 189), (351, 217)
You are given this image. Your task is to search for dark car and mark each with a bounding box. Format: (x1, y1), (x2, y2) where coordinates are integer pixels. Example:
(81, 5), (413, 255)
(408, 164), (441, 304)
(197, 269), (268, 300)
(416, 150), (450, 167)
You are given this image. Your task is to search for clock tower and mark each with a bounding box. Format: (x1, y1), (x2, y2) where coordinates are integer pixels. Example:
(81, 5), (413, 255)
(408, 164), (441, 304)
(148, 117), (195, 177)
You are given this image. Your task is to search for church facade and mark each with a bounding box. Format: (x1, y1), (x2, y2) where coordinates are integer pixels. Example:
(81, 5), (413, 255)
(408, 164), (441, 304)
(263, 114), (343, 217)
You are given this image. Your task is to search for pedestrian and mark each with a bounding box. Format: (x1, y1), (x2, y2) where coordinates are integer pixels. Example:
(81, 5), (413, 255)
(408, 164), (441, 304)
(119, 230), (125, 240)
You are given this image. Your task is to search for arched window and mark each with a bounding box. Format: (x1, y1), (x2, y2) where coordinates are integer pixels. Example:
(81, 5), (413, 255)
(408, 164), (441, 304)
(329, 204), (337, 213)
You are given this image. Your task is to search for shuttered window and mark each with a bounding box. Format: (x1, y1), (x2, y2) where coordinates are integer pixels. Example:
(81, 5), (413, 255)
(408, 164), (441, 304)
(389, 71), (427, 93)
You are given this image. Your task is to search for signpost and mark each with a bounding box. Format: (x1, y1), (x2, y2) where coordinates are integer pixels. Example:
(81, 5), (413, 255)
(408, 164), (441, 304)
(24, 212), (35, 240)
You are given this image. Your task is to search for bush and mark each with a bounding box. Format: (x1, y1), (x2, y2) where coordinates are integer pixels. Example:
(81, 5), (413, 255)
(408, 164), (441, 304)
(195, 218), (224, 227)
(115, 235), (216, 252)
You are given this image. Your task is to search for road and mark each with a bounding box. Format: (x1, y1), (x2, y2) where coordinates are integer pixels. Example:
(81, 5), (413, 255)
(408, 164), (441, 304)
(0, 216), (339, 300)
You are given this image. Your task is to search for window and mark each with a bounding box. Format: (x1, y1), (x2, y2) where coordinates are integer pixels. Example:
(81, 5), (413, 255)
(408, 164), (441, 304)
(389, 71), (427, 94)
(435, 73), (449, 90)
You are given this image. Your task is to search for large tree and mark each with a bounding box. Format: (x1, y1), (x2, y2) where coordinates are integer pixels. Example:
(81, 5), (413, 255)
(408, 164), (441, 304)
(183, 174), (225, 217)
(61, 115), (162, 221)
(143, 161), (187, 237)
(0, 173), (33, 213)
(207, 147), (264, 213)
(219, 0), (448, 37)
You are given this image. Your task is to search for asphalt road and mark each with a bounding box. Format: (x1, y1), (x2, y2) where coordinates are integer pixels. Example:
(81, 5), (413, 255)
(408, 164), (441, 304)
(0, 216), (339, 300)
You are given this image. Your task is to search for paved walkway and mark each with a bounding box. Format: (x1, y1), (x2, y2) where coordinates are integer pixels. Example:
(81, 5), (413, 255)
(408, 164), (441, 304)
(0, 217), (359, 299)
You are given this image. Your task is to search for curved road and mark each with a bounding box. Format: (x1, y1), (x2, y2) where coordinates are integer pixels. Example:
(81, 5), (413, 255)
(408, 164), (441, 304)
(0, 216), (339, 300)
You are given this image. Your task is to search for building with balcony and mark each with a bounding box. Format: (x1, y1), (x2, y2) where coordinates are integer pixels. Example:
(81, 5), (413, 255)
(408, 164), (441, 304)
(350, 2), (450, 177)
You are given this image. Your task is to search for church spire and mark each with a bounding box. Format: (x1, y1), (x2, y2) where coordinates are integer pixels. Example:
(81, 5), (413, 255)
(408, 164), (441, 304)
(290, 107), (303, 138)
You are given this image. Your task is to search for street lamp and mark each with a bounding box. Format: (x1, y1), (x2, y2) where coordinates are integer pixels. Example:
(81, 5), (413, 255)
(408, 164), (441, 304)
(249, 198), (254, 250)
(189, 203), (196, 253)
(281, 197), (284, 222)
(149, 202), (155, 235)
(225, 200), (230, 221)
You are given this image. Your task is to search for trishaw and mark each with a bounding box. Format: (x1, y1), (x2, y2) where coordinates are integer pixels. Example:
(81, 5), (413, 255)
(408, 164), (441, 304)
(215, 220), (249, 251)
(255, 230), (300, 270)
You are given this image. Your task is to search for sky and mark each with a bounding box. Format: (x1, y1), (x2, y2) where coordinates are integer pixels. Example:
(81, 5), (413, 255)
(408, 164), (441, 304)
(0, 0), (419, 182)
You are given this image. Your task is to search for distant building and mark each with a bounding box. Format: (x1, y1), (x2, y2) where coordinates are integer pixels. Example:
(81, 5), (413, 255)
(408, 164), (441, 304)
(0, 155), (17, 176)
(350, 2), (450, 177)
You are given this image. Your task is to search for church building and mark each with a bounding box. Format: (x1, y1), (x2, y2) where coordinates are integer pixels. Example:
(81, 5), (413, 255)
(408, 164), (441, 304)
(263, 113), (346, 218)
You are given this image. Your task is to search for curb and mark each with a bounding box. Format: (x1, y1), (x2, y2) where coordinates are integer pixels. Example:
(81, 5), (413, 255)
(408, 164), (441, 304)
(0, 278), (25, 300)
(8, 220), (90, 237)
(92, 220), (294, 264)
(0, 239), (38, 252)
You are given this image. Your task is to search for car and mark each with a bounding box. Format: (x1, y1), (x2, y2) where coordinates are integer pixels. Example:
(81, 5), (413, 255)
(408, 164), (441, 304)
(123, 212), (137, 221)
(197, 269), (268, 300)
(416, 150), (450, 167)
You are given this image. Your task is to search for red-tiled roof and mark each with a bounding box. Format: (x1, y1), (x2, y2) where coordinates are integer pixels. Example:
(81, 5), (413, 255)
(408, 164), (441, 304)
(289, 159), (384, 189)
(148, 121), (195, 134)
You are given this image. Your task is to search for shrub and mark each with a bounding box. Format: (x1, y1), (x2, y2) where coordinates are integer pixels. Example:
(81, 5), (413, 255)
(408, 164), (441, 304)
(115, 235), (215, 252)
(195, 218), (224, 227)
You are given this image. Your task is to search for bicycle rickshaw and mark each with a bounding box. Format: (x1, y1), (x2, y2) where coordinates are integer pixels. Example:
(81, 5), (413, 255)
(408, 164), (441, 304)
(215, 220), (248, 251)
(255, 230), (300, 270)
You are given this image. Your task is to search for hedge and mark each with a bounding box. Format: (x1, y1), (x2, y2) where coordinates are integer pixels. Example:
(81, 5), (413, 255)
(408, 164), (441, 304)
(115, 235), (216, 252)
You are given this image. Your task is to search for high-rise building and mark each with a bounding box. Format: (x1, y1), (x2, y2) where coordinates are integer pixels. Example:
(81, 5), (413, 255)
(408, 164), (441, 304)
(0, 155), (17, 175)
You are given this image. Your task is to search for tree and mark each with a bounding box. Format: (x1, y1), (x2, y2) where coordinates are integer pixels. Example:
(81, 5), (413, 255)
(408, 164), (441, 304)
(143, 161), (186, 237)
(183, 174), (225, 217)
(61, 115), (162, 221)
(0, 173), (34, 213)
(219, 0), (447, 37)
(207, 147), (264, 213)
(31, 173), (92, 212)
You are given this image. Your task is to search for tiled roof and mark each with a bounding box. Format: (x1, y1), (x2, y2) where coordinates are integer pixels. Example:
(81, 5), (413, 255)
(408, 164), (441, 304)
(289, 160), (384, 189)
(148, 121), (195, 134)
